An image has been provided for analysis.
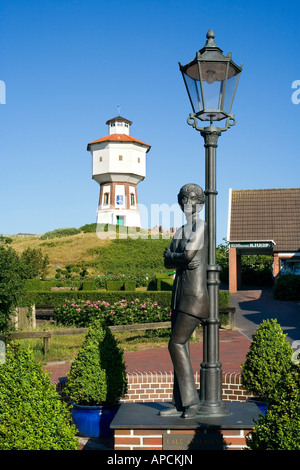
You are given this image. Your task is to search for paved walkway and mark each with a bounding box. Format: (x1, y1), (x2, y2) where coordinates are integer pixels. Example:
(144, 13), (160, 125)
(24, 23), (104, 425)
(45, 329), (250, 385)
(44, 287), (300, 384)
(230, 287), (300, 343)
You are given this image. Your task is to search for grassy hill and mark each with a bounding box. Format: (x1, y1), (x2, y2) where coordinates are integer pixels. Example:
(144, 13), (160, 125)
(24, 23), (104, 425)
(11, 225), (172, 278)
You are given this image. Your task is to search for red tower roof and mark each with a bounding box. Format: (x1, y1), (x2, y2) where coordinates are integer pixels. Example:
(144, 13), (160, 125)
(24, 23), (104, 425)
(87, 134), (151, 151)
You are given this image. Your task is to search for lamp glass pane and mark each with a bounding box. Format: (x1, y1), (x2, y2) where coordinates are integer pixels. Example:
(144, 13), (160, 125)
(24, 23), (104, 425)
(184, 73), (203, 113)
(201, 79), (224, 111)
(223, 72), (240, 114)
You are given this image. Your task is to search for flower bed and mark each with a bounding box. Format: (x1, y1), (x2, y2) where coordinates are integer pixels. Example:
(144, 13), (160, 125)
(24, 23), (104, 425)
(54, 298), (171, 328)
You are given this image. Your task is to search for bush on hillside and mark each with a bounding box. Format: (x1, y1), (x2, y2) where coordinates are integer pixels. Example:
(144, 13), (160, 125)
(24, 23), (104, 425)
(0, 342), (78, 450)
(79, 223), (97, 233)
(88, 237), (171, 275)
(241, 319), (294, 400)
(40, 227), (80, 239)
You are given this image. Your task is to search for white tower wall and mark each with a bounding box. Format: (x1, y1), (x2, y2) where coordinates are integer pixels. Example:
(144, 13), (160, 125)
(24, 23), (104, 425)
(87, 116), (150, 228)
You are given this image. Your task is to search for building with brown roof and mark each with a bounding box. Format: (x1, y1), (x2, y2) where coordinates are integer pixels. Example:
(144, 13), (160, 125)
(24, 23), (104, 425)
(227, 188), (300, 292)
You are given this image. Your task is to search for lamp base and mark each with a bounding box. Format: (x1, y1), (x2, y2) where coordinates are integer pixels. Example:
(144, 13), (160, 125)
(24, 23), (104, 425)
(197, 401), (232, 418)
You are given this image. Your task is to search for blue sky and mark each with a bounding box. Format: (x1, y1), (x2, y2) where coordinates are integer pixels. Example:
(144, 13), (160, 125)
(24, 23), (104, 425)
(0, 0), (299, 244)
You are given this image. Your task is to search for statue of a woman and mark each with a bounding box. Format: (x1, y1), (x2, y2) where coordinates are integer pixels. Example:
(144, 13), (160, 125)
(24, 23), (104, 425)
(160, 184), (209, 419)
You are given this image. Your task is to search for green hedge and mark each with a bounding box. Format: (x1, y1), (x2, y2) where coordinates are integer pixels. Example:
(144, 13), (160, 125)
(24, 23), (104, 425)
(20, 289), (230, 310)
(273, 274), (300, 301)
(24, 279), (82, 292)
(20, 290), (173, 308)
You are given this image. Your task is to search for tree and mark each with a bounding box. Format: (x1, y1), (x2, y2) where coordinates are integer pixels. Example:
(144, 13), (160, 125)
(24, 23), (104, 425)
(20, 247), (50, 279)
(216, 239), (229, 283)
(0, 237), (25, 331)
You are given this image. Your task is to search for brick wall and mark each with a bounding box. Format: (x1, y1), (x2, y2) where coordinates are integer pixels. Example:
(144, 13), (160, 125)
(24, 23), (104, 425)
(114, 428), (252, 451)
(273, 252), (280, 279)
(121, 371), (252, 403)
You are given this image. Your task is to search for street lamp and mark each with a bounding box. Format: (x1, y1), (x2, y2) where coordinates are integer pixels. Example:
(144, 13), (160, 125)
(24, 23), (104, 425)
(179, 29), (242, 417)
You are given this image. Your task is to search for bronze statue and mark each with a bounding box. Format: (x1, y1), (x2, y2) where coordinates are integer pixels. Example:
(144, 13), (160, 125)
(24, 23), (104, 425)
(160, 184), (209, 419)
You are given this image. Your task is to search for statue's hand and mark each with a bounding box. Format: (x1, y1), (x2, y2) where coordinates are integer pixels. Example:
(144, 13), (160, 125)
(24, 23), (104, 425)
(187, 258), (200, 269)
(164, 247), (172, 259)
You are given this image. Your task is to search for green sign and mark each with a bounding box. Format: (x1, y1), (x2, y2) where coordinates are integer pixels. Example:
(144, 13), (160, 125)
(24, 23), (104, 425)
(229, 242), (273, 249)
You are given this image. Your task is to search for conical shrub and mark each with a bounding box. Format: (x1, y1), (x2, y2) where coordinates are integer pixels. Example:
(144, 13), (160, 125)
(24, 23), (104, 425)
(241, 318), (294, 400)
(65, 320), (127, 406)
(0, 342), (78, 450)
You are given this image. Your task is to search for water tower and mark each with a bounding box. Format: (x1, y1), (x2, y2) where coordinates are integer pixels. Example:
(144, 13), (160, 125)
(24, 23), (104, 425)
(87, 116), (151, 227)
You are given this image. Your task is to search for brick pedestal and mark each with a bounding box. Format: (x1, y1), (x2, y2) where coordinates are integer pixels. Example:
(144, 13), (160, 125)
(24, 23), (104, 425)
(114, 428), (252, 451)
(111, 401), (260, 451)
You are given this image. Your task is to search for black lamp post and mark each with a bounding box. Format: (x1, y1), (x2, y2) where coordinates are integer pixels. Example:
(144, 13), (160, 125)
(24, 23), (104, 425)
(179, 29), (242, 417)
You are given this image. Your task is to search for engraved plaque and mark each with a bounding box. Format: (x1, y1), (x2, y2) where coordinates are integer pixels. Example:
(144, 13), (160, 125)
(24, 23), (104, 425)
(163, 433), (224, 450)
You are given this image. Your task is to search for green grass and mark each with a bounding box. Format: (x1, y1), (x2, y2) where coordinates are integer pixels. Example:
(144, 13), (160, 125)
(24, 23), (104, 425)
(17, 325), (202, 364)
(16, 325), (172, 364)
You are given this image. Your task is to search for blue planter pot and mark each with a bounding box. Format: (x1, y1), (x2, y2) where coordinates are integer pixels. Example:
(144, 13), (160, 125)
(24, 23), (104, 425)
(248, 398), (268, 415)
(71, 404), (119, 438)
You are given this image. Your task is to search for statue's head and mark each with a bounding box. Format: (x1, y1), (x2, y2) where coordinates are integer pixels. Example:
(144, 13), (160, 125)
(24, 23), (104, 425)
(177, 184), (205, 214)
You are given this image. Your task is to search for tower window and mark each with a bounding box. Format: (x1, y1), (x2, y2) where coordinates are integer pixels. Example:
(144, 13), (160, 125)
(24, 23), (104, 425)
(138, 157), (140, 163)
(119, 155), (123, 161)
(103, 193), (110, 205)
(99, 156), (102, 162)
(130, 193), (135, 206)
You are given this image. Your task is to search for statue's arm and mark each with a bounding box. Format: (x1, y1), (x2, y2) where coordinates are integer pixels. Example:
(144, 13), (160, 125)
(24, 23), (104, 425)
(164, 223), (205, 269)
(164, 247), (198, 268)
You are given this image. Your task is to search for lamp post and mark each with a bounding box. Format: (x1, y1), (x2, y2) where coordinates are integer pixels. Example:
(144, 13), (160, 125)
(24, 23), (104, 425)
(179, 29), (242, 417)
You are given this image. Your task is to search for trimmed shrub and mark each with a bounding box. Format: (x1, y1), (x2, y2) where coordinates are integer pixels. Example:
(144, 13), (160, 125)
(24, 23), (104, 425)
(246, 365), (300, 450)
(241, 319), (294, 400)
(106, 280), (124, 291)
(124, 280), (136, 291)
(65, 320), (127, 406)
(80, 280), (98, 291)
(0, 343), (78, 450)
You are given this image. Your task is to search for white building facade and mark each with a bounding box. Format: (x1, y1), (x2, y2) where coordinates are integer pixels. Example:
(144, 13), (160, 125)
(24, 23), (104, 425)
(87, 116), (151, 227)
